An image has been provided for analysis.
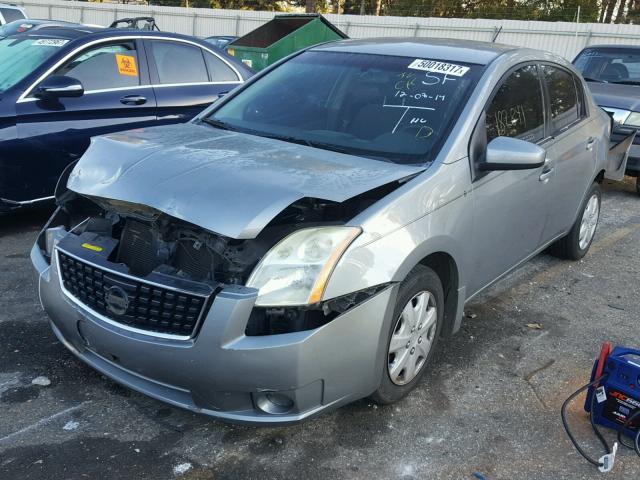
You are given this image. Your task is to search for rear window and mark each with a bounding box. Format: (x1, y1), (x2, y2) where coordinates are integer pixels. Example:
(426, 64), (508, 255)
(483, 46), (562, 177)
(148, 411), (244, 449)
(574, 47), (640, 85)
(206, 51), (482, 164)
(542, 65), (579, 132)
(150, 40), (209, 84)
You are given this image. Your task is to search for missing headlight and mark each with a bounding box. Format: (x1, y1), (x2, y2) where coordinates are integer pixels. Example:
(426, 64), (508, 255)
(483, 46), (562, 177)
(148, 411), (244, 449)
(245, 284), (390, 336)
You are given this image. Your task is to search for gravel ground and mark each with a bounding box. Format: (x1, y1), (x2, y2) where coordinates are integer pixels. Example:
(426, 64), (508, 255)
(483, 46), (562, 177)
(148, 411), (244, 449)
(0, 178), (638, 480)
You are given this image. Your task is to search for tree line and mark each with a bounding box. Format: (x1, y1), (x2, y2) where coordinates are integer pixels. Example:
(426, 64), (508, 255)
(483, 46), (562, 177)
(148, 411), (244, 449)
(100, 0), (640, 23)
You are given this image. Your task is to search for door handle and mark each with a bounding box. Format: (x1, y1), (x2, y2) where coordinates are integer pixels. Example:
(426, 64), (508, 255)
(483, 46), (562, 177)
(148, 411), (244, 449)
(586, 137), (596, 151)
(120, 95), (147, 106)
(539, 159), (554, 182)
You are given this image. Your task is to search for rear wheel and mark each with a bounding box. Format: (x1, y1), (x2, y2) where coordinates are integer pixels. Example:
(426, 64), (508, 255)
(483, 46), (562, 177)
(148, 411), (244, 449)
(370, 265), (444, 405)
(550, 182), (601, 260)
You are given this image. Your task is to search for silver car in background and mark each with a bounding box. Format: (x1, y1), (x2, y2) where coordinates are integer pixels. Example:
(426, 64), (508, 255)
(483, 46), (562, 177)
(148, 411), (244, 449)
(33, 39), (617, 424)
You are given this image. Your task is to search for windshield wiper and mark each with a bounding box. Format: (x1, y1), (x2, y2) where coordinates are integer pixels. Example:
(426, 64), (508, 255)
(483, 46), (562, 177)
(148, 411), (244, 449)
(609, 79), (640, 86)
(583, 76), (606, 83)
(259, 132), (314, 147)
(201, 117), (232, 130)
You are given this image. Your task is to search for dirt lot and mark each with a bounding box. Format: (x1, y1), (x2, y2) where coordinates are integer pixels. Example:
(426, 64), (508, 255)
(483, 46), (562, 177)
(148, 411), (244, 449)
(0, 179), (638, 480)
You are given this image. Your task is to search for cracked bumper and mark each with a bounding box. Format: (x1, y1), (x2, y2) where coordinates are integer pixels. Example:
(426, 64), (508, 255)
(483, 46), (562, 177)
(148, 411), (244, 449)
(32, 243), (397, 425)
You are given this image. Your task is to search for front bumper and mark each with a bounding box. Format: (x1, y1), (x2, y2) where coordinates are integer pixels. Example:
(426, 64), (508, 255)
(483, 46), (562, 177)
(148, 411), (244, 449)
(32, 243), (397, 425)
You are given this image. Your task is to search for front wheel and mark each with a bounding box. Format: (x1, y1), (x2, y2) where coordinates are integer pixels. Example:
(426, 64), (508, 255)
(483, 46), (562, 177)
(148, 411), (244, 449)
(369, 265), (444, 405)
(550, 182), (601, 260)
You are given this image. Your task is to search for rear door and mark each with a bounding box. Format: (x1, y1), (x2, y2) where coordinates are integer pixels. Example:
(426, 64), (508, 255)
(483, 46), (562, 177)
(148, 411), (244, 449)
(145, 38), (242, 124)
(15, 38), (157, 200)
(540, 64), (596, 239)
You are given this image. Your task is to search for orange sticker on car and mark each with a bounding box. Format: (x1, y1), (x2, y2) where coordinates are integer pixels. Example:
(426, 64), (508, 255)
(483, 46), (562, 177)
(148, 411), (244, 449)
(115, 54), (138, 76)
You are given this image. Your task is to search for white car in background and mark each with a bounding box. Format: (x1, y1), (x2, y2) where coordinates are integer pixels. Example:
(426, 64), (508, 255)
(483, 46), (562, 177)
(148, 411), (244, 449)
(0, 3), (27, 25)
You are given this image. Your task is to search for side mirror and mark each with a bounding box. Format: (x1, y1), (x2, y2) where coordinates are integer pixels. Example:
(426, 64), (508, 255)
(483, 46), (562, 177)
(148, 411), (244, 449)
(479, 136), (546, 171)
(35, 75), (84, 99)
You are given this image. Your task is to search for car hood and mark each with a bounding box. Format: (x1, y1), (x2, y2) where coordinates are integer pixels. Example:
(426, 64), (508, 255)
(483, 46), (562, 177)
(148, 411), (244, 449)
(68, 123), (425, 239)
(588, 82), (640, 112)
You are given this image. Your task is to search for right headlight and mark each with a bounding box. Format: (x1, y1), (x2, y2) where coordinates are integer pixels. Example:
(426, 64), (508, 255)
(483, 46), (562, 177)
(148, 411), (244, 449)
(246, 226), (361, 307)
(624, 111), (640, 127)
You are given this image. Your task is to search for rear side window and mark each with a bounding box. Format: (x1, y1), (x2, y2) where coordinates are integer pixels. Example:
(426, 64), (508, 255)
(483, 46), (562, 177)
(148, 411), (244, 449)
(52, 41), (140, 91)
(0, 8), (26, 24)
(486, 64), (545, 143)
(541, 65), (579, 132)
(204, 51), (239, 82)
(150, 41), (209, 84)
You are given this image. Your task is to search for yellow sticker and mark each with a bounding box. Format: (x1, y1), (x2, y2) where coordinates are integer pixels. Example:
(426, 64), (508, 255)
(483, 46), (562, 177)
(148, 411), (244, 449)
(227, 48), (235, 56)
(115, 54), (138, 77)
(81, 243), (103, 252)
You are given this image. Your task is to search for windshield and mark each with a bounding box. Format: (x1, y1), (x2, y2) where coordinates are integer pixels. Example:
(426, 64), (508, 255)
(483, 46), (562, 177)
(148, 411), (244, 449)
(574, 47), (640, 85)
(0, 36), (67, 93)
(205, 51), (481, 164)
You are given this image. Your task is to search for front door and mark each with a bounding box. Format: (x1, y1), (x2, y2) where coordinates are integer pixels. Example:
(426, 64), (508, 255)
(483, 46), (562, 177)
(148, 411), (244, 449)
(468, 64), (553, 295)
(15, 39), (157, 200)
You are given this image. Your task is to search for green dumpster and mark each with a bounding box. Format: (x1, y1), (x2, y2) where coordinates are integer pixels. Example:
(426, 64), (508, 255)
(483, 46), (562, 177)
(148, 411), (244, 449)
(226, 14), (348, 71)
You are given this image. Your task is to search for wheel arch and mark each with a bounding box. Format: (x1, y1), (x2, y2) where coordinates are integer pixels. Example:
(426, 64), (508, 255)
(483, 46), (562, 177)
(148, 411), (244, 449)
(416, 252), (461, 338)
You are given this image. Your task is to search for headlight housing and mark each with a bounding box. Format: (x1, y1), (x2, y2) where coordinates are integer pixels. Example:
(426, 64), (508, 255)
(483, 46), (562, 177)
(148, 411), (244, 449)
(246, 226), (361, 307)
(624, 111), (640, 127)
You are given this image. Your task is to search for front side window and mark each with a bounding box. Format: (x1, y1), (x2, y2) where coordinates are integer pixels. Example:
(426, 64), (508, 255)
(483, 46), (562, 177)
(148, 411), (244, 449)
(50, 41), (140, 92)
(150, 41), (209, 84)
(574, 47), (640, 85)
(486, 64), (545, 143)
(206, 51), (481, 164)
(0, 36), (65, 93)
(542, 65), (579, 132)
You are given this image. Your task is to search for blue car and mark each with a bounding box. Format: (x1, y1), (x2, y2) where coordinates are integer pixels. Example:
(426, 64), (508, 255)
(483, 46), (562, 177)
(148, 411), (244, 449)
(0, 24), (253, 211)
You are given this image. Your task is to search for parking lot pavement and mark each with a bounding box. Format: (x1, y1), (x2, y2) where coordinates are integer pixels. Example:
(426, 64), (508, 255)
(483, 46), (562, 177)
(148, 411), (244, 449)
(0, 179), (638, 480)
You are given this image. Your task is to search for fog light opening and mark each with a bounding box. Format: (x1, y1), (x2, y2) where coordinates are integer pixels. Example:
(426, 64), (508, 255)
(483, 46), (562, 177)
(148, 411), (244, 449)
(255, 392), (295, 415)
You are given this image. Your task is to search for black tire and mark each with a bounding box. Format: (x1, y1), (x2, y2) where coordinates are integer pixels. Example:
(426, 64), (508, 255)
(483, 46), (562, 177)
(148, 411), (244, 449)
(550, 182), (601, 260)
(369, 265), (444, 405)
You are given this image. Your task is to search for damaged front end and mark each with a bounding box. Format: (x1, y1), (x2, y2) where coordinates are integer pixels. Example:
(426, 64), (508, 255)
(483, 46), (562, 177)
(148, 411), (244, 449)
(36, 125), (425, 339)
(39, 183), (398, 339)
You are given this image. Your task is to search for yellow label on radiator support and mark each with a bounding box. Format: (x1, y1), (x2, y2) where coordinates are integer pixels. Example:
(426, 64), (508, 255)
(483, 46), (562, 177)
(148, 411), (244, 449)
(81, 243), (103, 252)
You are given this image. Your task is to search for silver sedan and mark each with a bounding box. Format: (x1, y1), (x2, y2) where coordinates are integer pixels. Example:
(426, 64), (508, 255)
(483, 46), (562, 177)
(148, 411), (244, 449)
(32, 38), (620, 424)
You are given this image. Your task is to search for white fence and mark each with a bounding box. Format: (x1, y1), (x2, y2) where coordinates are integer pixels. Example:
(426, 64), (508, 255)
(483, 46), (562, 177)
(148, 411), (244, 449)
(13, 0), (640, 60)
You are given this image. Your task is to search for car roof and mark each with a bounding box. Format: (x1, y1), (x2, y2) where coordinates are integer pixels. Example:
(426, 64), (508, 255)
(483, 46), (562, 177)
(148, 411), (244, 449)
(0, 3), (23, 8)
(11, 26), (215, 43)
(311, 38), (520, 65)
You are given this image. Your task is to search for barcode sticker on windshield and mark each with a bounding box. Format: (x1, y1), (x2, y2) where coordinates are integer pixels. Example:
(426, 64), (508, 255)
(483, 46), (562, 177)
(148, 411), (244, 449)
(408, 59), (469, 77)
(32, 39), (69, 47)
